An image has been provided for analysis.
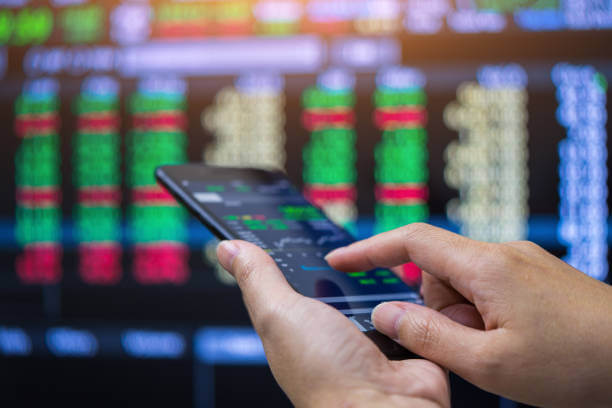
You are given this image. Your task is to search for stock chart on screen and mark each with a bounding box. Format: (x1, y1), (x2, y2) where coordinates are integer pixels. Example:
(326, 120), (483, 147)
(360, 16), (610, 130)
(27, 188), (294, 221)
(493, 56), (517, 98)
(0, 0), (610, 407)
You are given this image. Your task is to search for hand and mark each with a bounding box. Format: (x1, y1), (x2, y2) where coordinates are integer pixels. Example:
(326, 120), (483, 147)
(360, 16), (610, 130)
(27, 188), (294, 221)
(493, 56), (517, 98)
(217, 240), (450, 408)
(326, 223), (612, 408)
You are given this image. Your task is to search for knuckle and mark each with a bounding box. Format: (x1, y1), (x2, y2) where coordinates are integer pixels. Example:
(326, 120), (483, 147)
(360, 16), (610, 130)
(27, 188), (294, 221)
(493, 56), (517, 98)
(458, 241), (493, 273)
(507, 240), (542, 253)
(363, 248), (378, 269)
(398, 311), (441, 354)
(401, 222), (429, 240)
(484, 243), (518, 269)
(468, 339), (506, 385)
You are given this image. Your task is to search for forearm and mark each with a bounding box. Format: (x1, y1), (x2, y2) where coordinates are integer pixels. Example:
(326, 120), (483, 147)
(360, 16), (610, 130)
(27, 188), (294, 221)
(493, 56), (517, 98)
(304, 388), (444, 408)
(579, 283), (612, 406)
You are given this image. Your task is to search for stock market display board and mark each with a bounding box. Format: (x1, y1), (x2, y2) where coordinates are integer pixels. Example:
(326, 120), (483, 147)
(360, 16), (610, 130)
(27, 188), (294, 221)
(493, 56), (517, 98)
(0, 1), (611, 407)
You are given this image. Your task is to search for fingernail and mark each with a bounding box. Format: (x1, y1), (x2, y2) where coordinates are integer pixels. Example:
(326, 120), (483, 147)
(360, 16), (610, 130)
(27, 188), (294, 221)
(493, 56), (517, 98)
(217, 241), (240, 273)
(324, 247), (345, 261)
(372, 303), (406, 340)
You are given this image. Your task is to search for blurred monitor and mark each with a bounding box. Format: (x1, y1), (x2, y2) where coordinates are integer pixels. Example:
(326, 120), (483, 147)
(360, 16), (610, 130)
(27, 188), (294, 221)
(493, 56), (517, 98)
(0, 1), (610, 407)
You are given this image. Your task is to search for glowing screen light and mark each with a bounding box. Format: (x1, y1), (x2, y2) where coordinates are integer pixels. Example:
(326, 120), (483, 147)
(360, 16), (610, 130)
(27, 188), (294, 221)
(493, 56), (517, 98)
(373, 66), (428, 284)
(73, 76), (122, 285)
(329, 37), (401, 71)
(404, 0), (450, 34)
(554, 63), (609, 281)
(253, 0), (303, 35)
(45, 327), (98, 357)
(154, 1), (252, 39)
(0, 9), (14, 45)
(13, 7), (54, 45)
(128, 76), (189, 285)
(203, 73), (286, 170)
(563, 0), (612, 30)
(59, 3), (104, 43)
(0, 6), (53, 45)
(121, 330), (186, 359)
(304, 0), (356, 34)
(24, 46), (115, 77)
(195, 328), (266, 365)
(444, 64), (529, 243)
(154, 2), (213, 39)
(14, 78), (62, 285)
(354, 0), (402, 35)
(447, 1), (507, 33)
(111, 2), (151, 45)
(302, 68), (358, 233)
(475, 0), (542, 12)
(401, 0), (612, 33)
(212, 0), (252, 36)
(0, 47), (6, 78)
(514, 1), (564, 32)
(0, 327), (32, 356)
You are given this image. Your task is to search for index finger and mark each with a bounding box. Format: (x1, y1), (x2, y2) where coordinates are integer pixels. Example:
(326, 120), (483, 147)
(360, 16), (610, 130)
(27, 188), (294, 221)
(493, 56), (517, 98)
(326, 223), (490, 294)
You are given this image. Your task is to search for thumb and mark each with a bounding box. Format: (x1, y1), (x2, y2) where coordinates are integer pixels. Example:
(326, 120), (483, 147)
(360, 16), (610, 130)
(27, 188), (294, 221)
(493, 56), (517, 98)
(372, 301), (496, 381)
(217, 240), (300, 332)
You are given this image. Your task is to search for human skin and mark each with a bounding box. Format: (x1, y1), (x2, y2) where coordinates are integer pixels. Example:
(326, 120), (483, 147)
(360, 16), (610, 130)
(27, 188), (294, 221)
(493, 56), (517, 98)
(218, 223), (612, 407)
(217, 239), (450, 408)
(326, 223), (612, 408)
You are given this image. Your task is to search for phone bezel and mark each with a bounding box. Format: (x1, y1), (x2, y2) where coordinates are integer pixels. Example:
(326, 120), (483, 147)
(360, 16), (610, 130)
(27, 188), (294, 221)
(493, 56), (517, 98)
(155, 164), (288, 242)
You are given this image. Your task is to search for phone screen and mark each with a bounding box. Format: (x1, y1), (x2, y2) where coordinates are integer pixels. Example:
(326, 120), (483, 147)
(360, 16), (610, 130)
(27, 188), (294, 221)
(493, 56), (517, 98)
(163, 166), (421, 317)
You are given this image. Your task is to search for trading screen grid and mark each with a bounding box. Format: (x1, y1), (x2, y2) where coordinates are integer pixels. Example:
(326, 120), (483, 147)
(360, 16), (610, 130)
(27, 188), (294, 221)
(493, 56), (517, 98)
(0, 1), (611, 407)
(181, 176), (419, 299)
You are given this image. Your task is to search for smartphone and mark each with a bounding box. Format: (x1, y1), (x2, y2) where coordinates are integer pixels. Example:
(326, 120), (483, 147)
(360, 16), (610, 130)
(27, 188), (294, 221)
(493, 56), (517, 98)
(156, 164), (421, 360)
